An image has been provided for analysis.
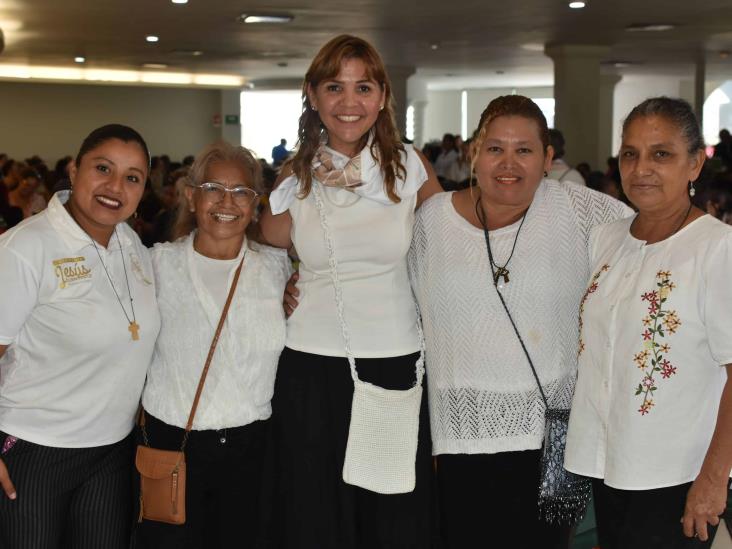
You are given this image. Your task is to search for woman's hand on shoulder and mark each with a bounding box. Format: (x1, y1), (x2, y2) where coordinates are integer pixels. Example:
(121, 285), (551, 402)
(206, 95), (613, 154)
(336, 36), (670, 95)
(256, 165), (294, 250)
(415, 149), (442, 209)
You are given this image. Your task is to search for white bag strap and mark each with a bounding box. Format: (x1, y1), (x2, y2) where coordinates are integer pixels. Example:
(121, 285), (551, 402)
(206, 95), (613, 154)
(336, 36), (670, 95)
(311, 182), (425, 386)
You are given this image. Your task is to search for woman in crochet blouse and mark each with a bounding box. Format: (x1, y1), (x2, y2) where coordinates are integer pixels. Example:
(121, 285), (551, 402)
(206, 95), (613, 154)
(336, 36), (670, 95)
(136, 141), (291, 548)
(408, 95), (631, 549)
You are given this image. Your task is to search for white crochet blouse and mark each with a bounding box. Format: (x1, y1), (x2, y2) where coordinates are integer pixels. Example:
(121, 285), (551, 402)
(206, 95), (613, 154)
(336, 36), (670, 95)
(141, 234), (291, 430)
(408, 181), (632, 455)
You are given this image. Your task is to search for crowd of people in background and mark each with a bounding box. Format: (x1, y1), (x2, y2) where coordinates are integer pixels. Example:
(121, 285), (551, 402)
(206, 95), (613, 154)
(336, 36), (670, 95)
(5, 124), (732, 244)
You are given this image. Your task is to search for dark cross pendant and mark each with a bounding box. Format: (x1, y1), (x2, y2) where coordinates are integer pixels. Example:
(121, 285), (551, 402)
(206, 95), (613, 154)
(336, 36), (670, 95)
(494, 267), (510, 286)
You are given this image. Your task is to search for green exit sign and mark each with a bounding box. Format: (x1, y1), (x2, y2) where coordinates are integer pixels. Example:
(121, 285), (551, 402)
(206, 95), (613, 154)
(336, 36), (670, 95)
(225, 114), (239, 124)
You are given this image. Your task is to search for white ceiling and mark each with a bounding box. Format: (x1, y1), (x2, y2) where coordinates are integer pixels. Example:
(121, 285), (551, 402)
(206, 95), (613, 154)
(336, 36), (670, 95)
(1, 0), (732, 90)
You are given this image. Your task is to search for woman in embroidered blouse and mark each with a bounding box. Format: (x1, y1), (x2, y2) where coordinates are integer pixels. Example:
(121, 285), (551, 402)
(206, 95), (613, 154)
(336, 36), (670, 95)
(258, 35), (441, 549)
(136, 141), (291, 548)
(565, 97), (732, 549)
(408, 95), (631, 549)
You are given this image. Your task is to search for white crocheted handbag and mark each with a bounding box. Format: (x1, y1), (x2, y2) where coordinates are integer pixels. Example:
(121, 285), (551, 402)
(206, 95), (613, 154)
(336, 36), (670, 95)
(312, 182), (425, 495)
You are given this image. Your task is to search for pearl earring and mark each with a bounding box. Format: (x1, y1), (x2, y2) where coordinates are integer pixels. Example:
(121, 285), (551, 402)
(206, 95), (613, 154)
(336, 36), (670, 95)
(689, 181), (696, 197)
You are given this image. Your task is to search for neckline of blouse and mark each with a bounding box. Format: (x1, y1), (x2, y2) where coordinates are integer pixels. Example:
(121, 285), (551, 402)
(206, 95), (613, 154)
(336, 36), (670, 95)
(446, 182), (547, 237)
(625, 213), (709, 248)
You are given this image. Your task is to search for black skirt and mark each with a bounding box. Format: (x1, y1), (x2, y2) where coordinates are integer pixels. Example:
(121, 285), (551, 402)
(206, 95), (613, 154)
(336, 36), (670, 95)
(262, 347), (437, 549)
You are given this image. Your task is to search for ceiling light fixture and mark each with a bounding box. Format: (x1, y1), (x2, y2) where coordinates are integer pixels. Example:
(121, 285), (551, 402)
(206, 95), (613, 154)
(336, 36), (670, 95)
(568, 1), (586, 8)
(430, 43), (439, 51)
(74, 56), (86, 63)
(143, 63), (168, 69)
(0, 63), (245, 87)
(626, 23), (675, 32)
(239, 14), (293, 24)
(171, 0), (188, 3)
(145, 35), (159, 43)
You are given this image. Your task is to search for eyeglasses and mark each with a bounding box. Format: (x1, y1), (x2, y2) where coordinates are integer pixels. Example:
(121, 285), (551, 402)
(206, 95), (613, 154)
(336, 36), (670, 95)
(188, 181), (260, 206)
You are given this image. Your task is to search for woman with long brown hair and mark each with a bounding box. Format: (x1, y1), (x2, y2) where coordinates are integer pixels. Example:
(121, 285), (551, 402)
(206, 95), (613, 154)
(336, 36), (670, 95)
(259, 34), (441, 548)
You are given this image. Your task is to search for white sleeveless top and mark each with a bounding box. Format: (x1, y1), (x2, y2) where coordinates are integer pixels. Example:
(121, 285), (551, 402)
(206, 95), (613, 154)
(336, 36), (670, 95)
(279, 144), (427, 358)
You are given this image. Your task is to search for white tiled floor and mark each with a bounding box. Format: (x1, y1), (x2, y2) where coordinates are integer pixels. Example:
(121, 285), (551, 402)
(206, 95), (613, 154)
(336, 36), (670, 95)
(713, 521), (732, 549)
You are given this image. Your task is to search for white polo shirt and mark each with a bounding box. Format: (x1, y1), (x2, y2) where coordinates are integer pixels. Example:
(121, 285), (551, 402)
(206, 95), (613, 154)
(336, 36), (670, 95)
(0, 191), (160, 448)
(565, 215), (732, 489)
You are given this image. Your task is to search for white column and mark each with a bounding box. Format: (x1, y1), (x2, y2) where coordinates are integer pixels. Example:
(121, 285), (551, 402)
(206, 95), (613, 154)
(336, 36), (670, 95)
(386, 65), (415, 137)
(694, 55), (706, 125)
(220, 88), (243, 145)
(599, 73), (622, 160)
(545, 44), (610, 168)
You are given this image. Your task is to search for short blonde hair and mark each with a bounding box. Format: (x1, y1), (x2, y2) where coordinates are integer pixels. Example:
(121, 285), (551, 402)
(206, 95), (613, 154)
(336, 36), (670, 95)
(172, 141), (262, 240)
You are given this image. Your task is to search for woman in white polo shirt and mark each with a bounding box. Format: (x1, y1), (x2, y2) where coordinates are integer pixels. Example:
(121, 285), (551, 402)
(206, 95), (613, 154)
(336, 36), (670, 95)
(135, 141), (290, 548)
(0, 124), (160, 548)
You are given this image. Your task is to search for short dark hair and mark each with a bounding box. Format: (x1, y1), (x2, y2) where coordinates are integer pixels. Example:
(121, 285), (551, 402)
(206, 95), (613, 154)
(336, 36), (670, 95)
(75, 124), (151, 169)
(623, 97), (705, 154)
(19, 167), (40, 181)
(548, 129), (566, 159)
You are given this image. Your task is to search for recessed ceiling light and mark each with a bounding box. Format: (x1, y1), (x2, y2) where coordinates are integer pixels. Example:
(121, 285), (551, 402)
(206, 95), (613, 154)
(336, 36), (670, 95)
(74, 56), (85, 63)
(568, 1), (586, 8)
(143, 63), (168, 69)
(171, 0), (188, 3)
(520, 43), (545, 52)
(626, 23), (675, 32)
(239, 14), (293, 24)
(145, 35), (159, 43)
(430, 43), (439, 51)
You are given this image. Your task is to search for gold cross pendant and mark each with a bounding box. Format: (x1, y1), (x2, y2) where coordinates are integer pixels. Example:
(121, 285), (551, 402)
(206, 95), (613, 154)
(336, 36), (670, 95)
(128, 321), (140, 341)
(494, 267), (510, 285)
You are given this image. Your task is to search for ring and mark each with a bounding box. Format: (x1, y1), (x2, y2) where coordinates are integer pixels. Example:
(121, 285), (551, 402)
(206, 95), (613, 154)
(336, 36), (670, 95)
(694, 533), (699, 538)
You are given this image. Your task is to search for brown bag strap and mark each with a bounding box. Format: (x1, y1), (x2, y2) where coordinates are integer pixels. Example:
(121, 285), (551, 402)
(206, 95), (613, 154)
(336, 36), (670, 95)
(183, 252), (247, 438)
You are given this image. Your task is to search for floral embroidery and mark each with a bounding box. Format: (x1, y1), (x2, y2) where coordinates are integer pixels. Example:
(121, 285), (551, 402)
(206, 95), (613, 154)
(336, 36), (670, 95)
(578, 264), (610, 357)
(634, 270), (680, 415)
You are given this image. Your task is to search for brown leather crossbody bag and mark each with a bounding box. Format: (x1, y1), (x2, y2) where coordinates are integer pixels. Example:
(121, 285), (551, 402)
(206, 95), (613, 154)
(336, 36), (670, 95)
(135, 253), (246, 525)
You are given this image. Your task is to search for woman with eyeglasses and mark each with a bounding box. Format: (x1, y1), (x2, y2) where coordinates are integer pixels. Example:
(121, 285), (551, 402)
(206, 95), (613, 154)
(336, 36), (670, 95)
(135, 141), (291, 548)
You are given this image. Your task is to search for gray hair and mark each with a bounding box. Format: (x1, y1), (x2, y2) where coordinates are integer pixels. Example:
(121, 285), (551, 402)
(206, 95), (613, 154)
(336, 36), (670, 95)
(622, 97), (705, 154)
(172, 141), (263, 240)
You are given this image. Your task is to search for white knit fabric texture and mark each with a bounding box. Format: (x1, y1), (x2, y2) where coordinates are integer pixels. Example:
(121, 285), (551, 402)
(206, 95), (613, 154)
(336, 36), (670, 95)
(142, 235), (291, 430)
(408, 180), (632, 455)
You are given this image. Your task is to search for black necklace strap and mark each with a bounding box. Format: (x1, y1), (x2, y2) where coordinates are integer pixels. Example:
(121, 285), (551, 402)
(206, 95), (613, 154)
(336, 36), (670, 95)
(90, 227), (136, 325)
(477, 195), (549, 410)
(474, 195), (528, 283)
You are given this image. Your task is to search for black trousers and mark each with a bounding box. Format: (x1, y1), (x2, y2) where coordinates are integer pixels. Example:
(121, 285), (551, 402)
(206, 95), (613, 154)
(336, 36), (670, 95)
(0, 431), (134, 549)
(134, 413), (268, 549)
(436, 450), (572, 549)
(265, 347), (436, 549)
(593, 479), (720, 549)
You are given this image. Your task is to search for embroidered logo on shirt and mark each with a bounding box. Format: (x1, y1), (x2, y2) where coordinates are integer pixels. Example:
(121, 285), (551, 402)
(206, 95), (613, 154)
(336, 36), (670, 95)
(53, 256), (92, 289)
(129, 252), (152, 286)
(634, 270), (680, 416)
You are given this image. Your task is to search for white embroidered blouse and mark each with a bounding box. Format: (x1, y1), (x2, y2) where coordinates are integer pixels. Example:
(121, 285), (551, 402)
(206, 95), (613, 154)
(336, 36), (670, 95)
(565, 214), (732, 489)
(141, 234), (291, 430)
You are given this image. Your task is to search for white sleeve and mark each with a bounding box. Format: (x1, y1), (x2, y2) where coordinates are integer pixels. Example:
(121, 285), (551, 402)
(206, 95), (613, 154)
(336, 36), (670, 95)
(0, 246), (40, 344)
(703, 231), (732, 366)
